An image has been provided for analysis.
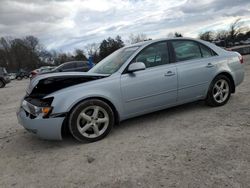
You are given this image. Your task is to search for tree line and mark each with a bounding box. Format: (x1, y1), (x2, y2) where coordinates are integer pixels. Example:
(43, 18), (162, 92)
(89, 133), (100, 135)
(0, 19), (248, 72)
(199, 19), (250, 47)
(0, 34), (152, 72)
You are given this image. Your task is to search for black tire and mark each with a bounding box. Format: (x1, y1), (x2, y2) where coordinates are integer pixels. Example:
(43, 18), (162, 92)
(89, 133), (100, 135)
(16, 76), (22, 80)
(206, 75), (232, 107)
(69, 99), (114, 142)
(24, 75), (29, 79)
(0, 80), (5, 88)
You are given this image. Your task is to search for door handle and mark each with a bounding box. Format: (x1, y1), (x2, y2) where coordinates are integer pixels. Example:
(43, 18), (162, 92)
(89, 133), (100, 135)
(164, 71), (175, 76)
(206, 63), (214, 68)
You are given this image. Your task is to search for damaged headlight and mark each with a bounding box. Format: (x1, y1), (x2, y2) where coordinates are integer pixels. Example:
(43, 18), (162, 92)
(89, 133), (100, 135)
(22, 97), (54, 118)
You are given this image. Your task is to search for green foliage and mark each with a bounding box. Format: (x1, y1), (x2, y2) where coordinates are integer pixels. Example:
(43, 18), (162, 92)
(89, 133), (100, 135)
(99, 35), (124, 59)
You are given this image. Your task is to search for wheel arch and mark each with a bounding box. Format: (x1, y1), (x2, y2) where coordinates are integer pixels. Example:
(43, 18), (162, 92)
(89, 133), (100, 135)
(61, 96), (120, 138)
(214, 72), (235, 93)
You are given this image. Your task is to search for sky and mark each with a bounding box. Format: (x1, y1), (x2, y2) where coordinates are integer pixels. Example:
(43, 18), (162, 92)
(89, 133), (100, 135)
(0, 0), (249, 52)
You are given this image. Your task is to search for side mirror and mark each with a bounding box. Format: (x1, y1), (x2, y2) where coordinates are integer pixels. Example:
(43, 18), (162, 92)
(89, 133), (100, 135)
(128, 62), (146, 73)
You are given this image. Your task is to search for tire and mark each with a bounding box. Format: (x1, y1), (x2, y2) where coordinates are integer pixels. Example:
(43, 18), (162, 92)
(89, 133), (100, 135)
(24, 76), (29, 79)
(16, 76), (22, 80)
(69, 99), (114, 142)
(0, 80), (5, 88)
(206, 75), (232, 107)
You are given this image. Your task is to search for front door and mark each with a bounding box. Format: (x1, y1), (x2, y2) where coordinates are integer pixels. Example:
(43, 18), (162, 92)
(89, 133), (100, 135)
(120, 42), (177, 117)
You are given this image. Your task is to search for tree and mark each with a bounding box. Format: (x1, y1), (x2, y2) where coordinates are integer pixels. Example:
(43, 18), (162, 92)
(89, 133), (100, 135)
(74, 49), (87, 61)
(99, 35), (124, 60)
(228, 18), (246, 45)
(174, 32), (183, 37)
(86, 43), (101, 63)
(0, 37), (12, 69)
(199, 31), (215, 42)
(128, 33), (150, 44)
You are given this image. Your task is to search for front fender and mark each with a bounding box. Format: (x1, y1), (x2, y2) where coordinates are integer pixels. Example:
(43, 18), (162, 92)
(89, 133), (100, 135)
(47, 77), (123, 119)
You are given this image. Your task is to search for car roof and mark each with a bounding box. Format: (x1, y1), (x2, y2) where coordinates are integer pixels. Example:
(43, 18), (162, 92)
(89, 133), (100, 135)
(125, 37), (206, 48)
(63, 61), (88, 64)
(124, 37), (227, 55)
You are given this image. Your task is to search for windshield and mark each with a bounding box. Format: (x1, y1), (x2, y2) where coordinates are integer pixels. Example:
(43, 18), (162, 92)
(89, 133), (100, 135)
(89, 46), (139, 74)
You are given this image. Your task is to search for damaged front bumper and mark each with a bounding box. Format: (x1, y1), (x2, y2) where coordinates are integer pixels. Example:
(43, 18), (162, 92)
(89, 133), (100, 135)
(17, 105), (65, 140)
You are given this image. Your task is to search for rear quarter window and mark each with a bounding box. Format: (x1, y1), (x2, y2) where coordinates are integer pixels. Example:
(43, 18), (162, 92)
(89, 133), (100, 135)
(200, 44), (217, 58)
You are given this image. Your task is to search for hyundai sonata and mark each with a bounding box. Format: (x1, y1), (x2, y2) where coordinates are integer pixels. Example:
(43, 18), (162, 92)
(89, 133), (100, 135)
(17, 38), (244, 142)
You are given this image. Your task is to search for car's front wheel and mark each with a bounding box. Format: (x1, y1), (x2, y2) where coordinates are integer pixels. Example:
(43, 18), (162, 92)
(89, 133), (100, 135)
(206, 75), (232, 106)
(69, 99), (114, 142)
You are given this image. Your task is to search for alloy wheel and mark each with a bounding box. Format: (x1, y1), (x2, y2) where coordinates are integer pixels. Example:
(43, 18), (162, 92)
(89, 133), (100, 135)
(212, 79), (229, 103)
(76, 105), (109, 138)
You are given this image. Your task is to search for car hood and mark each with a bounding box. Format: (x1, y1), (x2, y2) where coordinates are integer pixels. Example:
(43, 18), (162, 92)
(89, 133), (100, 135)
(27, 72), (110, 98)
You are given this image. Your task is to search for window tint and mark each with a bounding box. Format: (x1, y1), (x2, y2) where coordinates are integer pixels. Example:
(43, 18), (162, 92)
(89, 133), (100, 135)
(61, 62), (76, 70)
(200, 44), (213, 58)
(172, 40), (202, 62)
(76, 62), (85, 68)
(134, 42), (169, 68)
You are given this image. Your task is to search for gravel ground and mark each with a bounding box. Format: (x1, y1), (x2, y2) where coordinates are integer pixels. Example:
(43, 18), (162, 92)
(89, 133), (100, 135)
(0, 56), (250, 188)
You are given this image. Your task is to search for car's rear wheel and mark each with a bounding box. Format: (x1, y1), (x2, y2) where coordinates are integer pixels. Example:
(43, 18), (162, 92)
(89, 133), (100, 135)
(69, 99), (114, 142)
(206, 75), (231, 106)
(0, 80), (5, 88)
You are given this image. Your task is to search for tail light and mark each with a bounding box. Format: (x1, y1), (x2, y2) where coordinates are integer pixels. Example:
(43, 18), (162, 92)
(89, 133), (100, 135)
(239, 55), (244, 64)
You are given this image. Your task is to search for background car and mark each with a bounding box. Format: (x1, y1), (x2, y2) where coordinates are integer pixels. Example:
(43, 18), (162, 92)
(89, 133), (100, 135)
(30, 66), (55, 78)
(16, 70), (29, 80)
(8, 73), (16, 80)
(0, 67), (11, 88)
(30, 61), (90, 79)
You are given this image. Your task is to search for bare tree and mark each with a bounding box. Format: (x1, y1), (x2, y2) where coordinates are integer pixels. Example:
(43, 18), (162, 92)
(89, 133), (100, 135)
(85, 43), (99, 56)
(199, 31), (215, 42)
(229, 18), (244, 45)
(74, 49), (87, 61)
(215, 30), (229, 40)
(128, 33), (150, 44)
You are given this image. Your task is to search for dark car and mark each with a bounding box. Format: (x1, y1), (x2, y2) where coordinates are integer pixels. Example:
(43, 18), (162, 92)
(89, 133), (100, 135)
(0, 67), (11, 88)
(16, 70), (30, 80)
(31, 61), (90, 79)
(54, 61), (89, 72)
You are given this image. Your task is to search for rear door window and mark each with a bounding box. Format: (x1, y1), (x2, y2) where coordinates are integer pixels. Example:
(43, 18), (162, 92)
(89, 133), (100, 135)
(171, 40), (202, 62)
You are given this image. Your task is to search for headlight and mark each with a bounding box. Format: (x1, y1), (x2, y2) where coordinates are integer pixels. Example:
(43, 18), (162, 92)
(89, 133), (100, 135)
(22, 99), (53, 118)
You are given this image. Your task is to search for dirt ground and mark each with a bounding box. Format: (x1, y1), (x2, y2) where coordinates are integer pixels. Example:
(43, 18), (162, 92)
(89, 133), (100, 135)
(0, 56), (250, 188)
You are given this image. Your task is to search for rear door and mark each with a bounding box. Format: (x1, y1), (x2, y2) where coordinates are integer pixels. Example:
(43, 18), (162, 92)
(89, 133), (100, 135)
(121, 41), (177, 116)
(170, 40), (217, 103)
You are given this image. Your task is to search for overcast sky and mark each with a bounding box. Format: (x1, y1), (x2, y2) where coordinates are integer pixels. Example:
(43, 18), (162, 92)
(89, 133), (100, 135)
(0, 0), (249, 51)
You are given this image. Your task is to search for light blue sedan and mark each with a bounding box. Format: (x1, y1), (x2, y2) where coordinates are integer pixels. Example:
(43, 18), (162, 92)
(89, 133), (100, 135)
(17, 38), (244, 142)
